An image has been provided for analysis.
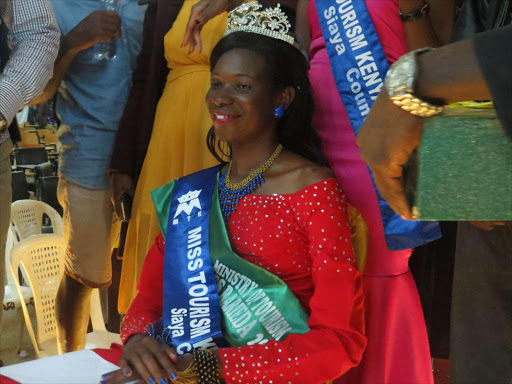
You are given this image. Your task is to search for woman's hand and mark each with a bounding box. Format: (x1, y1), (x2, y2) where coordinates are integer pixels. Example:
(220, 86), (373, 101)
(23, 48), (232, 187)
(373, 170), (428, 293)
(182, 0), (243, 52)
(100, 334), (186, 384)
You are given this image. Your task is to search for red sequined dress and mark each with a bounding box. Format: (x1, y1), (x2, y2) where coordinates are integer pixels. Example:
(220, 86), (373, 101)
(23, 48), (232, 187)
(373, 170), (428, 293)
(121, 178), (366, 384)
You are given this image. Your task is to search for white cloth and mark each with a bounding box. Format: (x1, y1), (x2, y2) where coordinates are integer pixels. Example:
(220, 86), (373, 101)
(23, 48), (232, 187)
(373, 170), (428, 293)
(0, 350), (123, 384)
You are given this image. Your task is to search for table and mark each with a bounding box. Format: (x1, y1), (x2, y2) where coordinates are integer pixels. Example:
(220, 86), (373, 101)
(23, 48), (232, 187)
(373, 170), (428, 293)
(0, 347), (123, 384)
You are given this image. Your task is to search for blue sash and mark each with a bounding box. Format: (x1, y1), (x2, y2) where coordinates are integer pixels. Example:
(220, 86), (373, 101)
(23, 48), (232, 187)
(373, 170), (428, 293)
(315, 0), (440, 250)
(163, 166), (226, 354)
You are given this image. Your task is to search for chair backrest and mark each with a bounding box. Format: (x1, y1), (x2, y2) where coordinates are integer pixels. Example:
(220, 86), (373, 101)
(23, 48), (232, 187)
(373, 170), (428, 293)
(35, 176), (62, 215)
(10, 200), (63, 241)
(4, 227), (16, 286)
(11, 170), (29, 202)
(14, 146), (48, 165)
(34, 162), (55, 178)
(9, 234), (66, 346)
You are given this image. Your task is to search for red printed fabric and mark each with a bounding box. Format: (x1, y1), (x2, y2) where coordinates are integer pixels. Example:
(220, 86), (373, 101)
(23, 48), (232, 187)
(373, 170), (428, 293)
(121, 178), (366, 383)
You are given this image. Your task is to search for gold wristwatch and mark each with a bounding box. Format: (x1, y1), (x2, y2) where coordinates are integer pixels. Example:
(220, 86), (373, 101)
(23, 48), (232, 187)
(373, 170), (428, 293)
(385, 48), (444, 118)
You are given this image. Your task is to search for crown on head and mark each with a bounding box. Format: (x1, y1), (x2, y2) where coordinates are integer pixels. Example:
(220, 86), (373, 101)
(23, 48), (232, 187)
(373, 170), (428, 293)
(224, 2), (294, 46)
(177, 190), (201, 203)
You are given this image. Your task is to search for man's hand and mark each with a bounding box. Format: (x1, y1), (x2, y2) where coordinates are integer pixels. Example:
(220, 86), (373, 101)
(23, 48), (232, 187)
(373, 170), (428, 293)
(357, 90), (424, 220)
(182, 0), (243, 53)
(111, 172), (135, 220)
(66, 10), (122, 53)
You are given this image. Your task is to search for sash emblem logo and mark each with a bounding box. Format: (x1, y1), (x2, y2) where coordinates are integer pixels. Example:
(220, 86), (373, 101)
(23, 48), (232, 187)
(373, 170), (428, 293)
(173, 190), (202, 225)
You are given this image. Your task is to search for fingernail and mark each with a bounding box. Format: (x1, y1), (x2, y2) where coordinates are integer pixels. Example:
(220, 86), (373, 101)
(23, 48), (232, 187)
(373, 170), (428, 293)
(171, 372), (178, 380)
(160, 379), (168, 384)
(123, 369), (131, 376)
(102, 374), (110, 379)
(149, 378), (156, 384)
(171, 353), (178, 362)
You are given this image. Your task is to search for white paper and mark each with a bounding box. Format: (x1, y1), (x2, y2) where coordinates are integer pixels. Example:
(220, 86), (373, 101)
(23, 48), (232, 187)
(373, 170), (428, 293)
(0, 349), (120, 384)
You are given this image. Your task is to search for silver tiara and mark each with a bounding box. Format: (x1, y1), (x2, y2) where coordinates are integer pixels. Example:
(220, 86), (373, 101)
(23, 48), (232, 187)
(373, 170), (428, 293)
(224, 2), (294, 46)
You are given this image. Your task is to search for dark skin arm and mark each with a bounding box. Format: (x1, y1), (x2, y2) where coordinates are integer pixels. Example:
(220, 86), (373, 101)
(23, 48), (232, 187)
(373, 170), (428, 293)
(295, 0), (310, 53)
(295, 0), (456, 61)
(28, 10), (122, 107)
(399, 0), (456, 49)
(357, 38), (491, 220)
(182, 0), (243, 52)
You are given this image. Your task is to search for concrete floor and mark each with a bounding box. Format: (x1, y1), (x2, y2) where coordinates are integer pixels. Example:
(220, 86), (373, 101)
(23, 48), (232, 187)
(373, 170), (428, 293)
(0, 305), (38, 367)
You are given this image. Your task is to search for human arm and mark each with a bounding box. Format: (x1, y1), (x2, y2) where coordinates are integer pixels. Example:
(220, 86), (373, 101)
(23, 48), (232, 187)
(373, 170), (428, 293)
(218, 181), (366, 384)
(295, 0), (310, 53)
(28, 10), (122, 106)
(399, 0), (456, 50)
(103, 236), (182, 384)
(182, 0), (243, 52)
(0, 0), (59, 124)
(357, 27), (512, 219)
(110, 3), (157, 218)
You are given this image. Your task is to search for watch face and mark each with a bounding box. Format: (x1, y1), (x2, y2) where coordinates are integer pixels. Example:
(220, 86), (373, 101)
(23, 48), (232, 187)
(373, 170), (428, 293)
(385, 53), (416, 95)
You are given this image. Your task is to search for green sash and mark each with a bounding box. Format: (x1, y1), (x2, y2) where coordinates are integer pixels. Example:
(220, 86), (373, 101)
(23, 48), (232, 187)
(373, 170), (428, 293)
(152, 176), (310, 346)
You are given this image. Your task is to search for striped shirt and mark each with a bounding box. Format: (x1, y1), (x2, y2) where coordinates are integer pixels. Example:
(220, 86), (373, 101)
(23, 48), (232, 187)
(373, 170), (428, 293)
(0, 0), (60, 144)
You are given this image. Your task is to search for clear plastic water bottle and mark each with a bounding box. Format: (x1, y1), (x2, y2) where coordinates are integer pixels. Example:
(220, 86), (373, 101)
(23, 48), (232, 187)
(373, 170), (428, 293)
(94, 0), (119, 61)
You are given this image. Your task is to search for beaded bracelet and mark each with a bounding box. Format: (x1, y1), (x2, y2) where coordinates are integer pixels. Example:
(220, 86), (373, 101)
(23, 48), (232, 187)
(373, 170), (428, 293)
(192, 349), (222, 384)
(399, 2), (431, 22)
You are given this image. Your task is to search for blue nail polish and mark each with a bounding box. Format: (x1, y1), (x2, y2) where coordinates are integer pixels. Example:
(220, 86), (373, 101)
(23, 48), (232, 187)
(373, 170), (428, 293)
(100, 381), (108, 384)
(160, 379), (168, 384)
(102, 373), (110, 379)
(171, 372), (177, 380)
(124, 369), (131, 376)
(148, 377), (156, 384)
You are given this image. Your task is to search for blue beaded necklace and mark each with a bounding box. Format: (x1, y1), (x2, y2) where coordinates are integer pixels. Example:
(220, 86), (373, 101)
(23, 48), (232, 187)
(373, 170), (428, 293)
(218, 144), (283, 220)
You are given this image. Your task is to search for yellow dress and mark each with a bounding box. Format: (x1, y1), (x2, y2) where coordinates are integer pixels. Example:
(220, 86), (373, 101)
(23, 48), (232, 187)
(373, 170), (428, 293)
(118, 1), (228, 313)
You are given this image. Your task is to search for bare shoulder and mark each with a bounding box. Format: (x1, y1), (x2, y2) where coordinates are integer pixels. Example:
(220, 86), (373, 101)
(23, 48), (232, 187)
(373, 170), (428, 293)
(294, 163), (335, 189)
(262, 151), (336, 195)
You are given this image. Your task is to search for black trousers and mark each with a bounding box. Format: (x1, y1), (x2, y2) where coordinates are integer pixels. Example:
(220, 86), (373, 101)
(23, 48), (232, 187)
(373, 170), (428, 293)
(451, 222), (512, 384)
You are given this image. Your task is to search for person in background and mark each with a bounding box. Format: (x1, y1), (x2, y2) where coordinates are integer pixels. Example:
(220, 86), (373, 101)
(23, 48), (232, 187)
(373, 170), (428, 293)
(113, 0), (296, 314)
(184, 0), (455, 382)
(357, 25), (512, 384)
(30, 0), (146, 353)
(298, 0), (457, 382)
(109, 0), (180, 225)
(0, 0), (59, 367)
(109, 0), (184, 314)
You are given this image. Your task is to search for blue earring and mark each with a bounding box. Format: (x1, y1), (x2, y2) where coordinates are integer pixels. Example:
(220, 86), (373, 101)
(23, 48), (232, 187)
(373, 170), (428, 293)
(273, 106), (285, 119)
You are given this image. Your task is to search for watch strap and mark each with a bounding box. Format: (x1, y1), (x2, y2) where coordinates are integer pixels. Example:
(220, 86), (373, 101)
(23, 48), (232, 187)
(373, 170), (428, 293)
(400, 2), (431, 22)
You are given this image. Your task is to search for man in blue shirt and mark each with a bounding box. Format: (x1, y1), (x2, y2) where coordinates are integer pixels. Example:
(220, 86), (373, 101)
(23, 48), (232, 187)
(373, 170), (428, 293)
(34, 0), (146, 352)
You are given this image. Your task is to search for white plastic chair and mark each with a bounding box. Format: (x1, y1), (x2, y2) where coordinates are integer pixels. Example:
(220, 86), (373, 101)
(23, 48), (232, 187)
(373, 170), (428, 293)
(10, 200), (63, 242)
(85, 289), (122, 350)
(9, 234), (120, 358)
(1, 227), (33, 353)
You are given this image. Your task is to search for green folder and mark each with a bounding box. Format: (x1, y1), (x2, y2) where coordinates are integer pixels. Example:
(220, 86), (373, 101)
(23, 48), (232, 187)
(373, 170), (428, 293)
(407, 108), (512, 221)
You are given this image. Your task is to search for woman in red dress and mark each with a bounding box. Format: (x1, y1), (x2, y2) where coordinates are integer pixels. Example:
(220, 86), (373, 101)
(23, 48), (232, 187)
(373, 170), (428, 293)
(102, 6), (366, 384)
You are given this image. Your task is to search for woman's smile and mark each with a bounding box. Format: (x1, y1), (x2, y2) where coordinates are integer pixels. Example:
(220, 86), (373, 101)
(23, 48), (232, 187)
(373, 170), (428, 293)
(211, 110), (241, 125)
